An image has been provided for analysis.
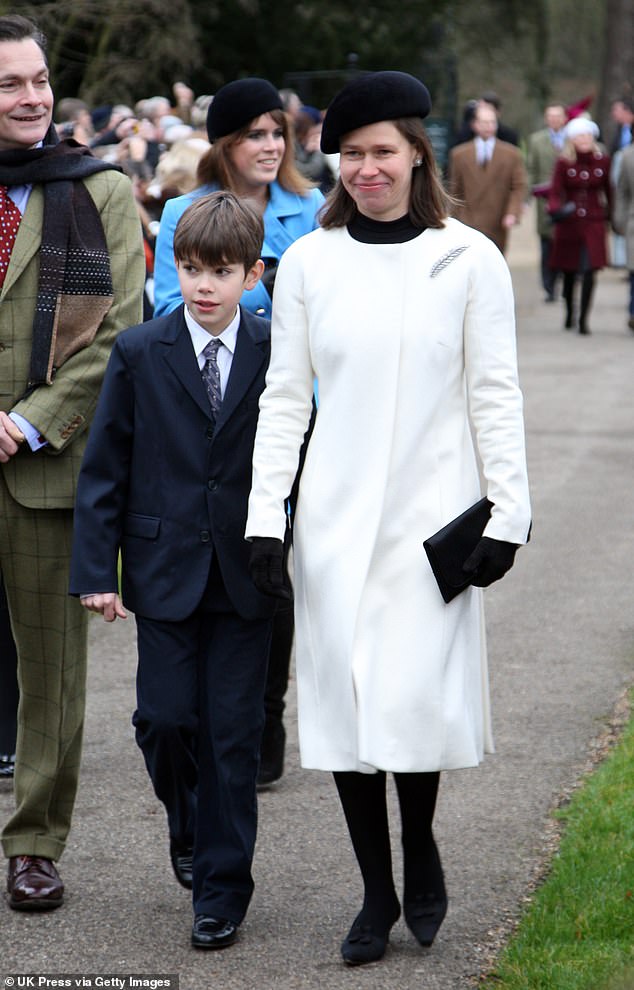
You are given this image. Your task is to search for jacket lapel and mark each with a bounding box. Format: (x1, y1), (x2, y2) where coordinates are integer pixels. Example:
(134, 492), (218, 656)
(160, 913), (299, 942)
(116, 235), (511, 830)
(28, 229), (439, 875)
(162, 308), (212, 420)
(261, 184), (302, 259)
(215, 311), (268, 434)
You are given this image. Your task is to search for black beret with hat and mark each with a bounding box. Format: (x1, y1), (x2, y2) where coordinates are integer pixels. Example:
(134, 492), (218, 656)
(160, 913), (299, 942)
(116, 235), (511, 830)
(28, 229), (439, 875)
(320, 71), (431, 153)
(206, 78), (283, 141)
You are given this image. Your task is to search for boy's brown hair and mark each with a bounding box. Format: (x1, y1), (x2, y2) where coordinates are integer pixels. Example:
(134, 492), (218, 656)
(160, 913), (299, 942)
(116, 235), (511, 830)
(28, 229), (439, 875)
(173, 190), (264, 272)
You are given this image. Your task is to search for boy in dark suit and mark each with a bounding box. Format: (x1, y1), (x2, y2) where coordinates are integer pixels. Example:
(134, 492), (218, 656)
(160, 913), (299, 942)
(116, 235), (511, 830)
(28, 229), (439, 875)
(70, 191), (284, 950)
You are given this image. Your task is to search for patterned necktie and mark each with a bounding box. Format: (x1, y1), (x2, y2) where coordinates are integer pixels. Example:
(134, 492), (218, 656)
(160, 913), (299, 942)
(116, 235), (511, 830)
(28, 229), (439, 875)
(0, 186), (21, 289)
(201, 338), (222, 415)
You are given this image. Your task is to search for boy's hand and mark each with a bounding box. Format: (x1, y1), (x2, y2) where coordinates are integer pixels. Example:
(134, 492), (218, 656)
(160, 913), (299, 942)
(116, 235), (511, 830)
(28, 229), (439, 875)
(80, 592), (127, 622)
(249, 537), (293, 600)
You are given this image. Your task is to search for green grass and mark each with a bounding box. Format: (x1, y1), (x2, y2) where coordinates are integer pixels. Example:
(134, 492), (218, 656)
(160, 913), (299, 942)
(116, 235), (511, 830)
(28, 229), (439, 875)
(481, 692), (634, 990)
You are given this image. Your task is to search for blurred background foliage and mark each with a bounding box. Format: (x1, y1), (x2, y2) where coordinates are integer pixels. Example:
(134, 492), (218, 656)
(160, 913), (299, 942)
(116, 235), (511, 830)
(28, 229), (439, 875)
(3, 0), (633, 139)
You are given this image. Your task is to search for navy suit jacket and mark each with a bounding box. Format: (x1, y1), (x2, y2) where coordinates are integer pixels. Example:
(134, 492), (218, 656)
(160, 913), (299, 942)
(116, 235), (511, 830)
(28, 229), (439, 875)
(70, 304), (277, 622)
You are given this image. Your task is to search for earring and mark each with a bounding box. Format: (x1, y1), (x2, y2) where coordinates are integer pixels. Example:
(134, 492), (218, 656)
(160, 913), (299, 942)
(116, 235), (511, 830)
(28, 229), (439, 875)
(414, 158), (423, 167)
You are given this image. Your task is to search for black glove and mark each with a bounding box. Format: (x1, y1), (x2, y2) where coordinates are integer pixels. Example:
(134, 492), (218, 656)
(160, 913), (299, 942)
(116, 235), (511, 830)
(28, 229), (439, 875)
(248, 537), (293, 600)
(462, 537), (518, 588)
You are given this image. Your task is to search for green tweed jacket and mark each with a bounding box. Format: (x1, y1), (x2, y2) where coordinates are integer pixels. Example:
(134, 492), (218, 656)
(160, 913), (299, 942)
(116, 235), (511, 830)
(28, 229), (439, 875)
(0, 168), (145, 509)
(527, 127), (561, 239)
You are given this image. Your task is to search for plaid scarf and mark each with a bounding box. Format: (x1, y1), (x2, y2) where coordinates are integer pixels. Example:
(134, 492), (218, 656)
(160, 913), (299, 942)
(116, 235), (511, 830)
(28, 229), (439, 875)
(0, 126), (121, 390)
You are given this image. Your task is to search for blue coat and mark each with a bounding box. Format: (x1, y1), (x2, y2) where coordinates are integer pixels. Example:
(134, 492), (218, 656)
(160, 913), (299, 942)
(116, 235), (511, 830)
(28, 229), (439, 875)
(153, 182), (324, 318)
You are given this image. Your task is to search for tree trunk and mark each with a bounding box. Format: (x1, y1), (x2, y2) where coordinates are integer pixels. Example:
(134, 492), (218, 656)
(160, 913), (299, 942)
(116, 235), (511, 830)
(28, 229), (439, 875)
(597, 0), (634, 137)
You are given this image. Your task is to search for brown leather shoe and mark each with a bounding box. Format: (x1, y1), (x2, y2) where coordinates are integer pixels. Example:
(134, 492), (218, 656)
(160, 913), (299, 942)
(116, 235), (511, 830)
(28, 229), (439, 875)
(7, 856), (64, 910)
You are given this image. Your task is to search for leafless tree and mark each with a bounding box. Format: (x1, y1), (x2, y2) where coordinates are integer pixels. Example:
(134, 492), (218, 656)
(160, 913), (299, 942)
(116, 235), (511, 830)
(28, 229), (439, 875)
(597, 0), (634, 136)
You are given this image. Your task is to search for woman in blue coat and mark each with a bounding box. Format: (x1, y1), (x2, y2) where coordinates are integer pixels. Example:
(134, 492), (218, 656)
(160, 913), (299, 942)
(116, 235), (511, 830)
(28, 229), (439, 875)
(153, 78), (324, 319)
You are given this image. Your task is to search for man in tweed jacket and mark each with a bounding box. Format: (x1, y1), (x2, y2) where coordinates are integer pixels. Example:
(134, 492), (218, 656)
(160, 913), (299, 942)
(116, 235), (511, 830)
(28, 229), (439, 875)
(0, 14), (145, 910)
(527, 103), (567, 300)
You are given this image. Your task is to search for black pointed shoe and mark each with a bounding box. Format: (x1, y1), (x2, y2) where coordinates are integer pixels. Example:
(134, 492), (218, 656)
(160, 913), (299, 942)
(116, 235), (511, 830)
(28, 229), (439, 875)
(191, 915), (238, 949)
(403, 892), (448, 947)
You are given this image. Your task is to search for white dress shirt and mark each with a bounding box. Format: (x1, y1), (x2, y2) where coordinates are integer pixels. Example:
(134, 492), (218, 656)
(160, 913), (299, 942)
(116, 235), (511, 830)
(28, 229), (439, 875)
(475, 136), (496, 164)
(184, 304), (240, 399)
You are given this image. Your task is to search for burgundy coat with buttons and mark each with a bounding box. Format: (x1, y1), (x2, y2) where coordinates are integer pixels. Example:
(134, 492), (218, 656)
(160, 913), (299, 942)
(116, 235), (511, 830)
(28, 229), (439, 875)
(548, 150), (612, 271)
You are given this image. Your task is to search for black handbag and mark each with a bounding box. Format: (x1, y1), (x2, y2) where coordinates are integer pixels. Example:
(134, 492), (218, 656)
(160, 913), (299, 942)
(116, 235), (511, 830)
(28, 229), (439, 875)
(423, 497), (493, 604)
(549, 201), (576, 223)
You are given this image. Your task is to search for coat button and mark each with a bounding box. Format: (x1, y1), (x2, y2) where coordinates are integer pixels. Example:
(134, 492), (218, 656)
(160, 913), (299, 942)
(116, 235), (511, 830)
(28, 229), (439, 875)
(206, 426), (214, 440)
(200, 530), (211, 543)
(207, 479), (218, 491)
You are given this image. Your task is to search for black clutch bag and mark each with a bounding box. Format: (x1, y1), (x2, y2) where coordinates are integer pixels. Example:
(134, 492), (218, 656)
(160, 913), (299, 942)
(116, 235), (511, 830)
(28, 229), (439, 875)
(423, 497), (493, 603)
(549, 201), (576, 223)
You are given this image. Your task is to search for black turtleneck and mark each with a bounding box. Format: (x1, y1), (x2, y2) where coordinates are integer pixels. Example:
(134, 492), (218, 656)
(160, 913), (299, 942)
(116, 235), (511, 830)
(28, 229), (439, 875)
(347, 211), (426, 245)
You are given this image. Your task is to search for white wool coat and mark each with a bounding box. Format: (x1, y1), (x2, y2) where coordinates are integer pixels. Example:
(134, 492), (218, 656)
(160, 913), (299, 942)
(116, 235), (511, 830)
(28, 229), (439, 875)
(246, 218), (531, 773)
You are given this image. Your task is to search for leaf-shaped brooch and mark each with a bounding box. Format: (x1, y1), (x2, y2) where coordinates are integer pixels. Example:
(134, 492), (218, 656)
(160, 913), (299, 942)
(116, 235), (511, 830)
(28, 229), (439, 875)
(429, 245), (469, 278)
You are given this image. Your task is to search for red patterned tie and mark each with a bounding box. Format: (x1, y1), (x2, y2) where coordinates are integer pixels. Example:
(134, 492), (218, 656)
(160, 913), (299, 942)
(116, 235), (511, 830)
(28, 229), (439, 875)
(0, 185), (22, 289)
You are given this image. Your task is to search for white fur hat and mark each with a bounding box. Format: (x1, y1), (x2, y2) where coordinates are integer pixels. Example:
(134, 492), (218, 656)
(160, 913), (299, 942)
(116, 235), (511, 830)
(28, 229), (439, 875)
(565, 117), (599, 140)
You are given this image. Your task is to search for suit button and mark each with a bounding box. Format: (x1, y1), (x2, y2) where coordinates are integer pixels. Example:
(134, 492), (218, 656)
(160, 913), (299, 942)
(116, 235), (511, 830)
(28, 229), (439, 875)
(206, 426), (214, 440)
(207, 479), (218, 491)
(200, 531), (211, 543)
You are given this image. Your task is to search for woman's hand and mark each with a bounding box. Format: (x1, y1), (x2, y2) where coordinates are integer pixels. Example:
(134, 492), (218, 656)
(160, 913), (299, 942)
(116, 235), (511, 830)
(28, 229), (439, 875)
(462, 537), (518, 587)
(248, 538), (293, 600)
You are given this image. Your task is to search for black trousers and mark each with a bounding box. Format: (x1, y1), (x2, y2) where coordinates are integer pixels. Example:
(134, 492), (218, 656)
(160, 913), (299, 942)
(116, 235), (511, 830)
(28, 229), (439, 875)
(133, 557), (272, 922)
(264, 600), (293, 722)
(540, 235), (558, 297)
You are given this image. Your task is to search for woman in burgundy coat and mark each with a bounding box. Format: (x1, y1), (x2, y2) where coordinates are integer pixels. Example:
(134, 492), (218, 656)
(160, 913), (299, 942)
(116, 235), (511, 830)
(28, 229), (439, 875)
(548, 117), (611, 334)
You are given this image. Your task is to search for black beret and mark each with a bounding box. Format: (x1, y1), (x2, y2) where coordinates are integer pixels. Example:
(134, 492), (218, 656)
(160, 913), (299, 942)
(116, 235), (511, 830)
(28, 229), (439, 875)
(320, 71), (431, 154)
(91, 104), (112, 132)
(207, 78), (283, 141)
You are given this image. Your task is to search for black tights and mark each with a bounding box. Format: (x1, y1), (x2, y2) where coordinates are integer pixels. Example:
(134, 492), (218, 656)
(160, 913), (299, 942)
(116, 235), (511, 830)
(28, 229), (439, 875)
(333, 770), (443, 931)
(562, 271), (595, 330)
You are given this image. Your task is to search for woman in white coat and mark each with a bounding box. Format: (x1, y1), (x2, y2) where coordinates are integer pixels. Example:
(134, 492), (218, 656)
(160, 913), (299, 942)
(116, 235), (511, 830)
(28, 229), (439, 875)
(246, 72), (531, 967)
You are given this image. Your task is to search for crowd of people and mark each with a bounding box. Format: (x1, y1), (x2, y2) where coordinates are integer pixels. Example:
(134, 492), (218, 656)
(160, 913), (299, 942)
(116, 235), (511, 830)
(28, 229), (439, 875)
(0, 7), (629, 971)
(50, 81), (634, 340)
(51, 82), (338, 319)
(446, 89), (633, 335)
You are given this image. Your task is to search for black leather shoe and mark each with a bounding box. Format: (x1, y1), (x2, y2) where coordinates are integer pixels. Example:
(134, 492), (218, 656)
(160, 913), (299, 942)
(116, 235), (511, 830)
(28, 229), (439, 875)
(403, 893), (448, 947)
(191, 915), (238, 949)
(257, 718), (285, 789)
(0, 753), (15, 779)
(169, 841), (193, 889)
